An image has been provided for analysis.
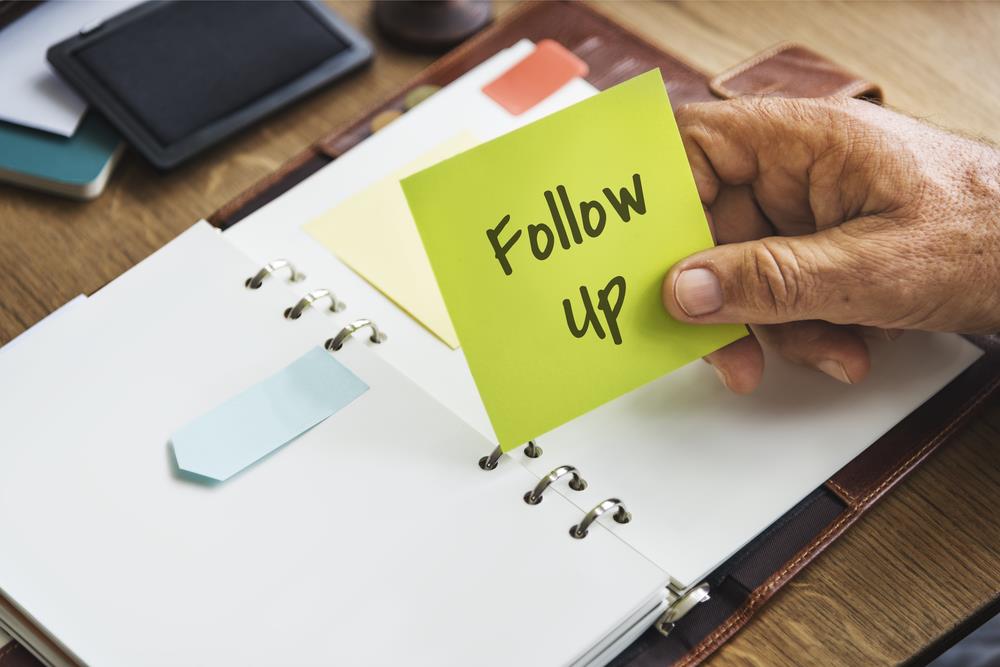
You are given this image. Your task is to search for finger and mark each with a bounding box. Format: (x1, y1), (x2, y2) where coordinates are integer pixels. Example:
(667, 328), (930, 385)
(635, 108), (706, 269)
(662, 221), (901, 327)
(753, 321), (871, 385)
(707, 184), (773, 244)
(677, 99), (832, 228)
(703, 333), (764, 394)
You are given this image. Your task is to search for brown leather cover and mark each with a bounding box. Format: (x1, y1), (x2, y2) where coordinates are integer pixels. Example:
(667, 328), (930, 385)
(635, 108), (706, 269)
(3, 2), (997, 666)
(710, 42), (882, 102)
(0, 643), (38, 667)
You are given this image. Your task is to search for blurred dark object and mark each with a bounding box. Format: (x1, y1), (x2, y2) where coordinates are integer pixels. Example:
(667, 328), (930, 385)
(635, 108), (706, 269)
(374, 0), (492, 53)
(923, 602), (1000, 667)
(0, 0), (39, 31)
(928, 611), (1000, 667)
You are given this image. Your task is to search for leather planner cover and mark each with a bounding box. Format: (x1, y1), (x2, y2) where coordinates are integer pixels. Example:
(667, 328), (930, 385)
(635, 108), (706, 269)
(2, 2), (996, 666)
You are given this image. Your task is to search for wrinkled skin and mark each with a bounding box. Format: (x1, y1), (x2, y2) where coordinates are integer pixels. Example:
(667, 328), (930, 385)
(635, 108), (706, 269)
(661, 96), (1000, 393)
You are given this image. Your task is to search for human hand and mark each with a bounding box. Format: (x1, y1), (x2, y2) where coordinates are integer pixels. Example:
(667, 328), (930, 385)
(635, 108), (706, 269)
(662, 96), (1000, 393)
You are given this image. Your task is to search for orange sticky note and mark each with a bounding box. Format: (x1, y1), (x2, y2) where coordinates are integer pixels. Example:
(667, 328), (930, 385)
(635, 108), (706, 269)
(483, 40), (589, 115)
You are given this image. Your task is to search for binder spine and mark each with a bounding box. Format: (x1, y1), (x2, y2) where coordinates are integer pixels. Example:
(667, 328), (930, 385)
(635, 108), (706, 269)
(481, 445), (632, 538)
(245, 258), (379, 346)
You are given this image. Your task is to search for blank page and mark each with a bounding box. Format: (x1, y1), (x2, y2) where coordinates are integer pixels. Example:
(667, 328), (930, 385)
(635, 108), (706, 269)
(0, 222), (667, 666)
(515, 331), (982, 586)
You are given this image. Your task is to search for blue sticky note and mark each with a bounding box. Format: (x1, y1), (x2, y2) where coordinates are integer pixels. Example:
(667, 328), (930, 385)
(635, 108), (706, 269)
(171, 347), (368, 481)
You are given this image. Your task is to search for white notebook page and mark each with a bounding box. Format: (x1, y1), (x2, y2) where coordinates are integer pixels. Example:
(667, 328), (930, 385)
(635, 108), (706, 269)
(513, 331), (982, 585)
(0, 294), (90, 666)
(222, 42), (985, 588)
(0, 223), (668, 667)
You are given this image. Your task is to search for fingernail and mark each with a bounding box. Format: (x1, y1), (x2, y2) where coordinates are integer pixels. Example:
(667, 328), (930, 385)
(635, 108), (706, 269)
(817, 359), (852, 384)
(884, 328), (903, 341)
(674, 268), (723, 316)
(712, 365), (732, 390)
(702, 356), (731, 388)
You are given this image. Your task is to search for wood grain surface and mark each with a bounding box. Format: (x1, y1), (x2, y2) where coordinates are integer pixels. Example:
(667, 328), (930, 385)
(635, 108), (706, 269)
(0, 2), (998, 666)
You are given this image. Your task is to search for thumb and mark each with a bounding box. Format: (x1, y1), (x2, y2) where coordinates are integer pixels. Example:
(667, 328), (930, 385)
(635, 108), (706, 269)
(663, 227), (881, 326)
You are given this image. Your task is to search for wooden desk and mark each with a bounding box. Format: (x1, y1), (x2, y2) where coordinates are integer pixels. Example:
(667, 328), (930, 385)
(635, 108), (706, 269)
(1, 2), (997, 665)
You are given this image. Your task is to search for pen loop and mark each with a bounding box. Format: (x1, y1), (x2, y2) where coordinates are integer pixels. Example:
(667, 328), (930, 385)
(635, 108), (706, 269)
(524, 465), (587, 505)
(285, 289), (346, 319)
(245, 259), (306, 289)
(325, 319), (387, 351)
(570, 498), (631, 539)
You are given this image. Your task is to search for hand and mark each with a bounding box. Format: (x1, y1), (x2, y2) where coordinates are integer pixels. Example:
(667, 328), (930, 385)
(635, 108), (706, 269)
(661, 96), (1000, 393)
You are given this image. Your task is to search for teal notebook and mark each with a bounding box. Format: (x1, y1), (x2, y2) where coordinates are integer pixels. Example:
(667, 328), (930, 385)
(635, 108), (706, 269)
(0, 111), (124, 200)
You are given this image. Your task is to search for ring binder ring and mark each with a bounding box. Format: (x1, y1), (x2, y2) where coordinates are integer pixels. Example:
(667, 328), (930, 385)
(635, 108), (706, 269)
(523, 465), (587, 505)
(655, 583), (711, 637)
(478, 440), (540, 471)
(479, 445), (502, 471)
(245, 259), (306, 289)
(569, 498), (631, 539)
(284, 289), (346, 320)
(325, 319), (387, 351)
(524, 440), (542, 458)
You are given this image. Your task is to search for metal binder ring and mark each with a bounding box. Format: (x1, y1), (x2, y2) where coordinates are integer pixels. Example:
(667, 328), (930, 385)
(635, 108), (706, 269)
(245, 259), (306, 289)
(479, 445), (503, 471)
(479, 439), (538, 471)
(523, 465), (587, 505)
(284, 289), (346, 319)
(655, 583), (711, 637)
(569, 498), (631, 539)
(325, 319), (387, 351)
(523, 440), (542, 458)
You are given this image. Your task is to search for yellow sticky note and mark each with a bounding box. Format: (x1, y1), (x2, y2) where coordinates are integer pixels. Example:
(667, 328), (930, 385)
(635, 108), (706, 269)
(402, 70), (745, 450)
(303, 133), (479, 349)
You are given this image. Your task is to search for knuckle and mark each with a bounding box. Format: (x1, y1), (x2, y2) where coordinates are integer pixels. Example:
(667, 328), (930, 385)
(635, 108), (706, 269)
(739, 96), (839, 126)
(673, 103), (700, 128)
(741, 239), (811, 316)
(675, 101), (725, 133)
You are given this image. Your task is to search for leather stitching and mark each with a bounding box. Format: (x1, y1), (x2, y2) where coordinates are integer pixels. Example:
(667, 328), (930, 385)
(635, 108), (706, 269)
(675, 371), (1000, 667)
(710, 42), (796, 98)
(825, 478), (857, 505)
(709, 42), (879, 102)
(0, 641), (17, 663)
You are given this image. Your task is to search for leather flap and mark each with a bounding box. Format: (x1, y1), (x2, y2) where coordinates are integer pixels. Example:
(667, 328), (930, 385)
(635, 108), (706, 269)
(710, 42), (883, 102)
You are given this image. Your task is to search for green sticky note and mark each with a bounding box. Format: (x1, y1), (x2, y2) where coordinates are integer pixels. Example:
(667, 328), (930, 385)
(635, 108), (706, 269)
(402, 69), (744, 450)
